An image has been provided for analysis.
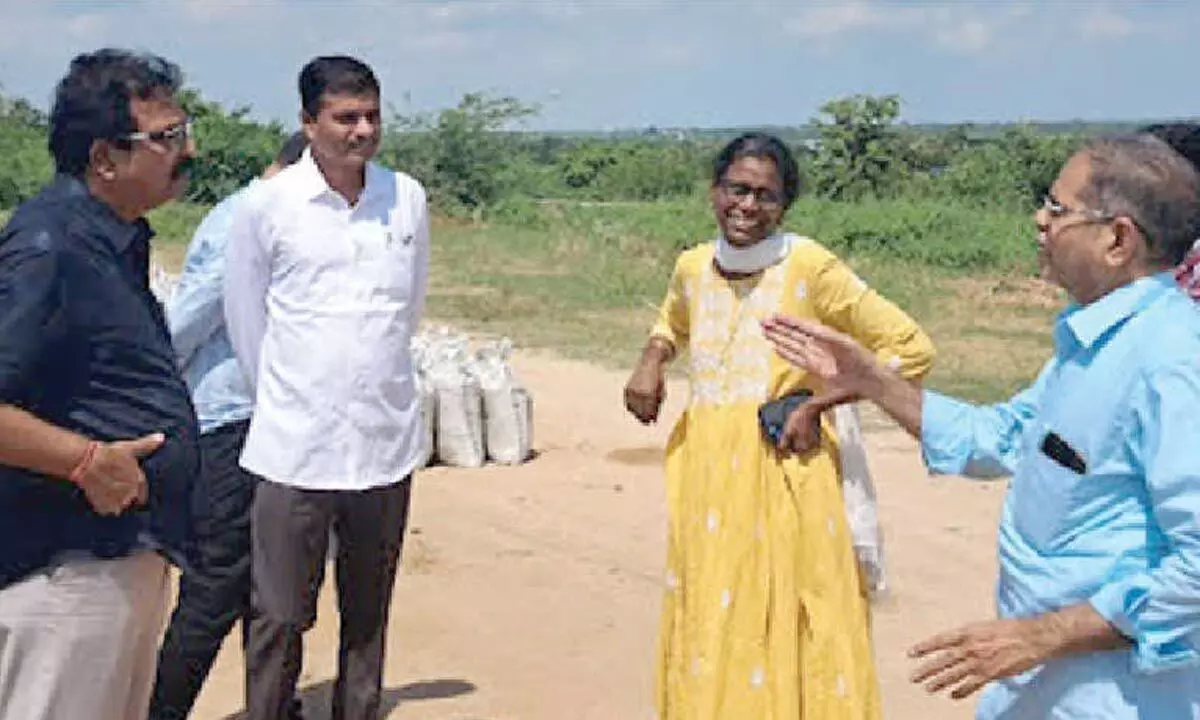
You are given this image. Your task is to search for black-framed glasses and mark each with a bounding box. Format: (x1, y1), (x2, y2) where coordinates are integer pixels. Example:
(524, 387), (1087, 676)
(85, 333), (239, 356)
(122, 119), (193, 150)
(720, 181), (784, 209)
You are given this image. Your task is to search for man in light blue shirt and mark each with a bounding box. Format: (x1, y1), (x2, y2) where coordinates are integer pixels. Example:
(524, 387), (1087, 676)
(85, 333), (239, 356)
(150, 132), (308, 720)
(762, 133), (1200, 718)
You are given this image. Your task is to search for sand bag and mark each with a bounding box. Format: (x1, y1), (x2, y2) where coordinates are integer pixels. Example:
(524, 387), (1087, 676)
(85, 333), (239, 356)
(150, 263), (178, 306)
(429, 336), (486, 468)
(474, 339), (533, 465)
(414, 370), (438, 468)
(830, 402), (888, 600)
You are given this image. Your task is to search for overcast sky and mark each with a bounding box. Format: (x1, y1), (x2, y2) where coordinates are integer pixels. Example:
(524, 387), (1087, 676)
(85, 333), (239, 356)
(1, 0), (1194, 131)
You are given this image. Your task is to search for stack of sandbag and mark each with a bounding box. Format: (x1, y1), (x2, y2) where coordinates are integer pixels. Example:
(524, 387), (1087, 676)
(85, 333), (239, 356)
(411, 326), (534, 469)
(473, 338), (533, 465)
(409, 333), (440, 470)
(421, 327), (487, 469)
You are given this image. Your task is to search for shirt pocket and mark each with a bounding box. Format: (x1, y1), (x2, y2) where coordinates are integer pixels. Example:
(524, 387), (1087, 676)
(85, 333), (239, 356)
(1009, 421), (1089, 550)
(359, 222), (417, 306)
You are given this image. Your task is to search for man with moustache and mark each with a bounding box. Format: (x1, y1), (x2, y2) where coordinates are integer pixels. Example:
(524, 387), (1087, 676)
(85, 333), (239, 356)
(0, 49), (200, 720)
(763, 133), (1200, 718)
(225, 55), (430, 720)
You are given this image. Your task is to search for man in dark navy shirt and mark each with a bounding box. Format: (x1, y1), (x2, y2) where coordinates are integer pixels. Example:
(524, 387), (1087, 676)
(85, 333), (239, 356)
(0, 49), (200, 720)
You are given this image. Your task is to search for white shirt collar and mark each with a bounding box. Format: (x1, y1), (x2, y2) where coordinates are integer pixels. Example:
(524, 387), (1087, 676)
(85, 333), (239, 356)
(293, 147), (385, 204)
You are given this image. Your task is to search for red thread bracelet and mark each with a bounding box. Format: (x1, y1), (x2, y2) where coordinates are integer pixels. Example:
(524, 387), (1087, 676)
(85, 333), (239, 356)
(68, 441), (99, 486)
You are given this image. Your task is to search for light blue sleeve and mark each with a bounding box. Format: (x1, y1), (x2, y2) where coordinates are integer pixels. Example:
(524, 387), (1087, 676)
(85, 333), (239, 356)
(166, 196), (239, 367)
(1090, 359), (1200, 674)
(919, 361), (1052, 478)
(223, 192), (270, 392)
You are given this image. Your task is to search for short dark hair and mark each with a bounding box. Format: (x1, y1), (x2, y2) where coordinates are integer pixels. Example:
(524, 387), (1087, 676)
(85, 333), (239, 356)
(712, 132), (801, 210)
(298, 56), (380, 118)
(1079, 133), (1200, 266)
(49, 48), (183, 176)
(1141, 122), (1200, 176)
(274, 130), (308, 167)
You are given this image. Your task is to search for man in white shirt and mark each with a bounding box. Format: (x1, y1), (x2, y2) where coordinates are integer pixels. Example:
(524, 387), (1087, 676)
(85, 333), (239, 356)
(224, 55), (429, 720)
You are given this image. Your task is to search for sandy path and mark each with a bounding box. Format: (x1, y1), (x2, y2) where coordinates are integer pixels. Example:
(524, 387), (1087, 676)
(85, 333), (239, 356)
(188, 352), (1006, 720)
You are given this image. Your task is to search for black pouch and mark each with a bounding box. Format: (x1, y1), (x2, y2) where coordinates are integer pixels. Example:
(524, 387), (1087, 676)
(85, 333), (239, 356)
(757, 389), (815, 445)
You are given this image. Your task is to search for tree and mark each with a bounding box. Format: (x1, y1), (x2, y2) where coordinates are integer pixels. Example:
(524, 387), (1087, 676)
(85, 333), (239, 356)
(179, 89), (287, 203)
(934, 125), (1082, 209)
(382, 92), (539, 211)
(809, 94), (905, 200)
(0, 90), (52, 206)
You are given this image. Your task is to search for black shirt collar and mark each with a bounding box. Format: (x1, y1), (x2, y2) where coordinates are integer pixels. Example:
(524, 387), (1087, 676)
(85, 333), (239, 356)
(51, 174), (154, 255)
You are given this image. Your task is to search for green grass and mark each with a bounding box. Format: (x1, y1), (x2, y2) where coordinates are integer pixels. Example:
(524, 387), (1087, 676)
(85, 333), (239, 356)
(135, 197), (1062, 403)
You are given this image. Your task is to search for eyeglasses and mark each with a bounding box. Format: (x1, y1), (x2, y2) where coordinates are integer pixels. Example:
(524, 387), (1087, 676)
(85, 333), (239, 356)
(121, 120), (192, 150)
(720, 181), (785, 209)
(1042, 193), (1151, 241)
(1041, 194), (1109, 222)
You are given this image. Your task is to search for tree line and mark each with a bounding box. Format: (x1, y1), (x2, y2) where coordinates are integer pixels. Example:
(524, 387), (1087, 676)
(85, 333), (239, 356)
(0, 88), (1088, 215)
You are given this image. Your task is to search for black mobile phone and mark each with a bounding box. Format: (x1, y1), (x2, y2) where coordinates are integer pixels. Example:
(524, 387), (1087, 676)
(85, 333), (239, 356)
(758, 389), (815, 445)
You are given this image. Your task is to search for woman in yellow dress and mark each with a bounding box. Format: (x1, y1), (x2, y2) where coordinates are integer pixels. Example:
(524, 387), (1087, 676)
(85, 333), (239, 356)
(624, 133), (936, 719)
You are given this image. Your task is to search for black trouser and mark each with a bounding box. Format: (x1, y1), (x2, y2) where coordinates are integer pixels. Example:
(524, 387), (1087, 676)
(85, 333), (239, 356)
(150, 419), (256, 720)
(245, 477), (411, 720)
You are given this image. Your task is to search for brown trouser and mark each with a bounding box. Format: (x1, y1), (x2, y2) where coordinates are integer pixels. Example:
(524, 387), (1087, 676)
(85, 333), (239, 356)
(245, 477), (411, 720)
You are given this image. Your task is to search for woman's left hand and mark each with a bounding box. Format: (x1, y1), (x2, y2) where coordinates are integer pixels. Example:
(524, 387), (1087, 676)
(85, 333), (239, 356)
(778, 404), (821, 454)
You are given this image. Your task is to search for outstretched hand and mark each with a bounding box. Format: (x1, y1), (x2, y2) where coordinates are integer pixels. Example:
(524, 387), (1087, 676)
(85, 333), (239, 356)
(760, 314), (879, 397)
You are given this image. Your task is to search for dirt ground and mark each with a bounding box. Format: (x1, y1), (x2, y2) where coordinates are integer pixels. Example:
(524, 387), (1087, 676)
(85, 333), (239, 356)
(188, 352), (1007, 720)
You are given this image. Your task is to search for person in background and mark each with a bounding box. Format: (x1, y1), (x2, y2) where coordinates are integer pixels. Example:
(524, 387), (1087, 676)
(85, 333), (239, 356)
(1140, 122), (1200, 296)
(624, 132), (935, 719)
(225, 55), (430, 720)
(763, 132), (1200, 718)
(0, 48), (200, 720)
(150, 131), (309, 720)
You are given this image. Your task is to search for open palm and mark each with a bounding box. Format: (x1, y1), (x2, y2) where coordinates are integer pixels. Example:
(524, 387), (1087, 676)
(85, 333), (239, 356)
(760, 314), (878, 395)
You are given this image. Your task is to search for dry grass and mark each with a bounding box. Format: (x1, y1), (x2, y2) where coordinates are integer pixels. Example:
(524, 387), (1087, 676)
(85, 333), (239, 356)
(920, 276), (1059, 399)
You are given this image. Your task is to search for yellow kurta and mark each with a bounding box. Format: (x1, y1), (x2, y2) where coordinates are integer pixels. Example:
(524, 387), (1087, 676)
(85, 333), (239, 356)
(651, 237), (935, 720)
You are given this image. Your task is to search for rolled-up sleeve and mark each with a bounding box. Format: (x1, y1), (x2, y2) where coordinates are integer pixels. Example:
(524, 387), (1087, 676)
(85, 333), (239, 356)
(223, 197), (270, 392)
(1089, 360), (1200, 674)
(920, 362), (1050, 479)
(0, 229), (60, 404)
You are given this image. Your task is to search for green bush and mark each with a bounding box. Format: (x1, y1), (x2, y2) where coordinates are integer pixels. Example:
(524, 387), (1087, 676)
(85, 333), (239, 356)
(788, 198), (1034, 270)
(0, 97), (52, 206)
(0, 86), (1094, 281)
(180, 90), (287, 203)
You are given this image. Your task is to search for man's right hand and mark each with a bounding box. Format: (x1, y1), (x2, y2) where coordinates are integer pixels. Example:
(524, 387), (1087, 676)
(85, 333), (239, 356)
(73, 433), (164, 516)
(761, 314), (881, 398)
(625, 361), (667, 425)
